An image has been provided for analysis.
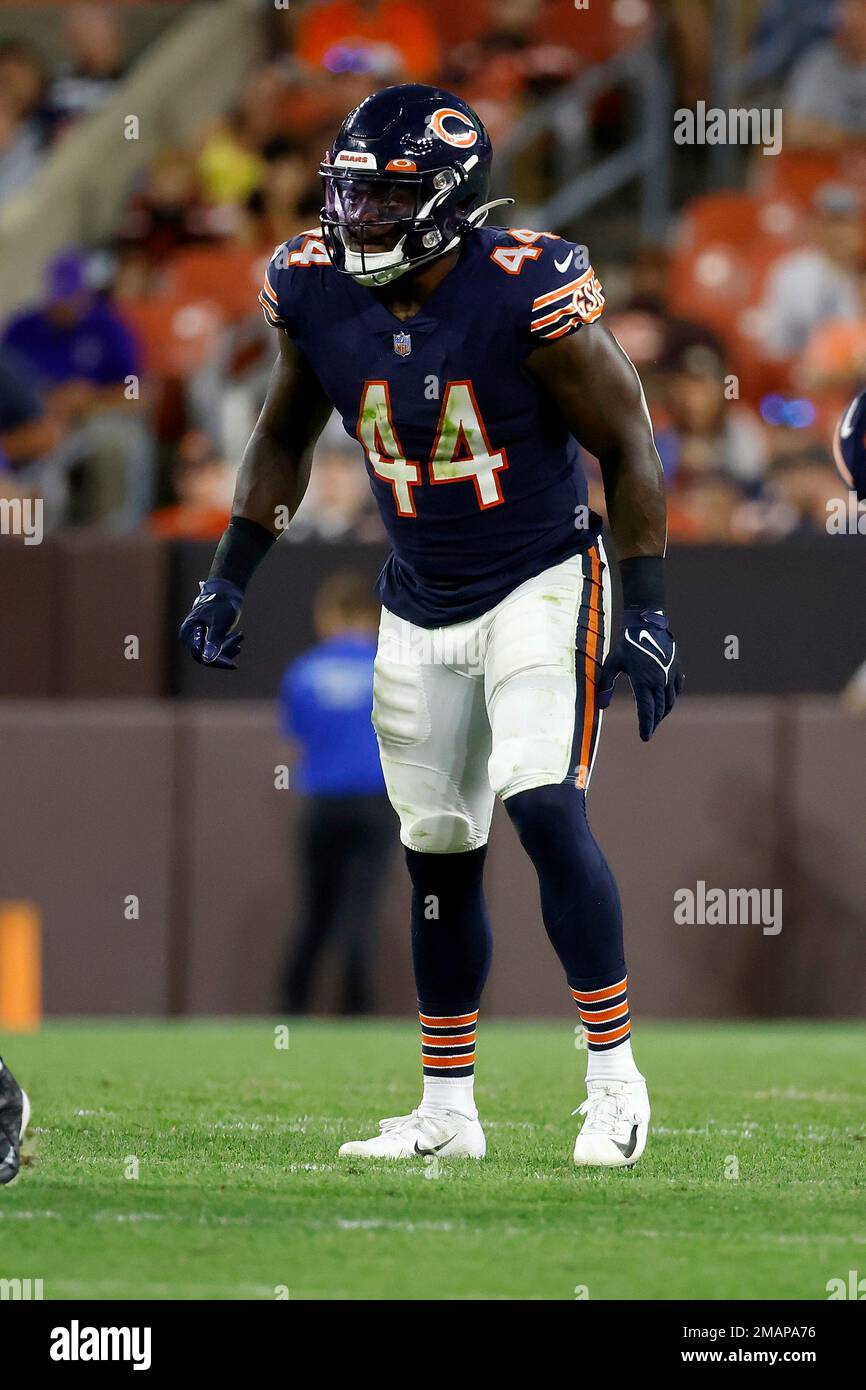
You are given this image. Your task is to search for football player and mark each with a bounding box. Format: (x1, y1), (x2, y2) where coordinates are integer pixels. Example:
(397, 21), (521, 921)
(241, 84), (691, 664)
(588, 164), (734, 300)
(0, 1056), (30, 1184)
(833, 386), (866, 503)
(180, 85), (683, 1168)
(834, 387), (866, 710)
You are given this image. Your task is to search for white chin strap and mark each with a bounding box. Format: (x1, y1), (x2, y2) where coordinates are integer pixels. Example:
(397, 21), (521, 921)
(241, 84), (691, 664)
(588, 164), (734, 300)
(341, 198), (515, 288)
(343, 233), (410, 287)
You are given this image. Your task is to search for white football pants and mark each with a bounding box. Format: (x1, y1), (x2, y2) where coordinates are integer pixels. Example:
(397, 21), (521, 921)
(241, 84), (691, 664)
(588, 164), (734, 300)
(372, 542), (612, 853)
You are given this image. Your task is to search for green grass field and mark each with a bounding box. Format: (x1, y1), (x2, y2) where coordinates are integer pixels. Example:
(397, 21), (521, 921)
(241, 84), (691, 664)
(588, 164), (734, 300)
(2, 1020), (864, 1301)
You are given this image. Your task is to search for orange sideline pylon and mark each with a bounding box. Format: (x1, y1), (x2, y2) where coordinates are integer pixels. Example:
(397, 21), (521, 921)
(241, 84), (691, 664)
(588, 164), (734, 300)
(0, 902), (42, 1031)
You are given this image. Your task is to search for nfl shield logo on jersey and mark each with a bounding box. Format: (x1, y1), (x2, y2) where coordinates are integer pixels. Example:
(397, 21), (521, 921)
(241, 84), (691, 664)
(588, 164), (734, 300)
(393, 331), (412, 357)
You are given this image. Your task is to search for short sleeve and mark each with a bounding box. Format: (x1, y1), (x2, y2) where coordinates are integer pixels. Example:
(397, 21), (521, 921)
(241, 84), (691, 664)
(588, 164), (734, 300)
(258, 230), (330, 338)
(525, 238), (605, 344)
(259, 245), (290, 333)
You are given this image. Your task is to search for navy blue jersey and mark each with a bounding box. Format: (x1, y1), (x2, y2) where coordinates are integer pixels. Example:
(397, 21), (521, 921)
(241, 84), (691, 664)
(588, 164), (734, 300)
(260, 225), (605, 627)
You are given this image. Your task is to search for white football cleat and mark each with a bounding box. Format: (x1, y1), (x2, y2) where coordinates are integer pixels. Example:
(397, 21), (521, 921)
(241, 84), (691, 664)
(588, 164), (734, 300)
(338, 1108), (486, 1160)
(572, 1078), (650, 1168)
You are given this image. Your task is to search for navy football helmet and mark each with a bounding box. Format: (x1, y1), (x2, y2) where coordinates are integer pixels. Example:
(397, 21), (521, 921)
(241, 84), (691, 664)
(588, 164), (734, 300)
(320, 84), (509, 287)
(834, 387), (866, 502)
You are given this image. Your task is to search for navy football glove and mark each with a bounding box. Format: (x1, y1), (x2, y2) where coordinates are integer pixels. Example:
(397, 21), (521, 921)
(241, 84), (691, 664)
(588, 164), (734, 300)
(599, 609), (683, 742)
(179, 579), (244, 669)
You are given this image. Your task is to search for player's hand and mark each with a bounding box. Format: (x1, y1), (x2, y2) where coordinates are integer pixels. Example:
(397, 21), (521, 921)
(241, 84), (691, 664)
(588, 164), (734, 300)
(598, 609), (683, 741)
(178, 579), (244, 669)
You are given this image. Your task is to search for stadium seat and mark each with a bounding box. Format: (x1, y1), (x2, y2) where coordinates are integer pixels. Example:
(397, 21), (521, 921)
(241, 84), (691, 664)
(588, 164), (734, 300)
(677, 190), (801, 254)
(421, 0), (652, 61)
(751, 150), (854, 209)
(118, 295), (226, 380)
(667, 238), (781, 335)
(164, 245), (266, 325)
(534, 0), (652, 62)
(677, 191), (764, 251)
(420, 0), (489, 46)
(666, 230), (792, 399)
(667, 184), (804, 399)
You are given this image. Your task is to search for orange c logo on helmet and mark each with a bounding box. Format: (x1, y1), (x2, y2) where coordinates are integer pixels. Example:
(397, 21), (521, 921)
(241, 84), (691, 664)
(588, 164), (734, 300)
(429, 107), (478, 149)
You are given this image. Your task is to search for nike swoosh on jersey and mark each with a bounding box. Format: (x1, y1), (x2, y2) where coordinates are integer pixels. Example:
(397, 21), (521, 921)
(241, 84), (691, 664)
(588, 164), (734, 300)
(554, 250), (574, 273)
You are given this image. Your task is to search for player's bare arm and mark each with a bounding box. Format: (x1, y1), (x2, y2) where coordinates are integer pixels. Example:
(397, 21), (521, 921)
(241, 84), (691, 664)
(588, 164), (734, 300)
(178, 331), (332, 667)
(528, 322), (684, 741)
(527, 322), (666, 559)
(233, 329), (332, 532)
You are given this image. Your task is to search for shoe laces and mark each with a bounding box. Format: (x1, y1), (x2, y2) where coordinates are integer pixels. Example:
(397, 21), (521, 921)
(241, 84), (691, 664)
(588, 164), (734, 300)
(378, 1109), (460, 1140)
(572, 1086), (632, 1135)
(378, 1110), (433, 1135)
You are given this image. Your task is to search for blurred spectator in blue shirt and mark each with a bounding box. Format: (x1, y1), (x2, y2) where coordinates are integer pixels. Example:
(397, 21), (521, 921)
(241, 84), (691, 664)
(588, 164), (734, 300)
(279, 570), (394, 1015)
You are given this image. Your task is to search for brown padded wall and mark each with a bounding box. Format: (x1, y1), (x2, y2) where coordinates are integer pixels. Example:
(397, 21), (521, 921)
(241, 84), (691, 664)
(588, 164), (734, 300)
(179, 702), (415, 1015)
(0, 537), (168, 698)
(0, 698), (863, 1019)
(0, 539), (59, 695)
(0, 702), (174, 1014)
(482, 700), (781, 1019)
(58, 536), (169, 697)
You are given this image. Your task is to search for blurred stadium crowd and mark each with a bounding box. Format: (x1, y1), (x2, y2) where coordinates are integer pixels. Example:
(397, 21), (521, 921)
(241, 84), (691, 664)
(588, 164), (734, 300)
(0, 0), (865, 544)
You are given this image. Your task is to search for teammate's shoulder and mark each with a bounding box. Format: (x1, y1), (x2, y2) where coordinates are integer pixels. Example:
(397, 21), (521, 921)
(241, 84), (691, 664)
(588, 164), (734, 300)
(833, 385), (866, 502)
(258, 228), (332, 331)
(475, 225), (605, 343)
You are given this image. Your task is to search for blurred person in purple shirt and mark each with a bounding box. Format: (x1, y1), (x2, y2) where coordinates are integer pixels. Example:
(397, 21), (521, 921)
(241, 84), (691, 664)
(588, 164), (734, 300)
(3, 250), (140, 406)
(1, 250), (152, 529)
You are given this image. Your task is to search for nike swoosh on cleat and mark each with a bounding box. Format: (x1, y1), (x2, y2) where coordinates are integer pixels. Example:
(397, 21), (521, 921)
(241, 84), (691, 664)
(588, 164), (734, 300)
(612, 1124), (639, 1159)
(414, 1135), (458, 1156)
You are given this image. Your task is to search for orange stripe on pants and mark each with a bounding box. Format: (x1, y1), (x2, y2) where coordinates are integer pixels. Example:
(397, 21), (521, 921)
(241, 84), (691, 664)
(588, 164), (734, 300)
(576, 548), (602, 786)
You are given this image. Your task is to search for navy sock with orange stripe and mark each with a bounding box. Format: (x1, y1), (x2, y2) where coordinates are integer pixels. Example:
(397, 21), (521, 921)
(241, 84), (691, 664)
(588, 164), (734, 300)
(571, 972), (642, 1082)
(504, 783), (641, 1082)
(418, 1008), (479, 1117)
(406, 846), (490, 1118)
